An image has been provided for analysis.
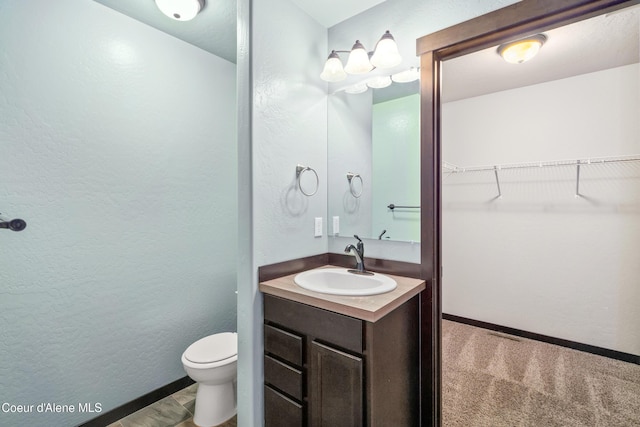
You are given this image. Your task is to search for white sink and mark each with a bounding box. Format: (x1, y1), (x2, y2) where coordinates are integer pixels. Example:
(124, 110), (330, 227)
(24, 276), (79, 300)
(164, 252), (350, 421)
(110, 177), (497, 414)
(294, 268), (397, 296)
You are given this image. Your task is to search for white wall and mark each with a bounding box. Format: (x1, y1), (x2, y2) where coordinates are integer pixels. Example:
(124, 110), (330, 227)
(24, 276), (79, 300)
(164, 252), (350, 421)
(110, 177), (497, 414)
(0, 1), (237, 426)
(442, 64), (640, 355)
(238, 0), (328, 425)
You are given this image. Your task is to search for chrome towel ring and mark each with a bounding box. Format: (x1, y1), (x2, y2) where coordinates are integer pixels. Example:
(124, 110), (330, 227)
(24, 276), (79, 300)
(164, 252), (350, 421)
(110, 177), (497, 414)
(346, 172), (363, 198)
(296, 164), (319, 196)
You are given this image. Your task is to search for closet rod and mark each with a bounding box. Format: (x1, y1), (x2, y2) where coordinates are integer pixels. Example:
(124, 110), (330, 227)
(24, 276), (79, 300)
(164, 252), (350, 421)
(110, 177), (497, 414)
(443, 154), (640, 173)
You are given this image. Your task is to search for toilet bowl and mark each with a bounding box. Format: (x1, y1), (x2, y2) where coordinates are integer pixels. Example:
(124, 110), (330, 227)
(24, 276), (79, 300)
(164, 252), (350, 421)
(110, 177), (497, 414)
(182, 332), (237, 427)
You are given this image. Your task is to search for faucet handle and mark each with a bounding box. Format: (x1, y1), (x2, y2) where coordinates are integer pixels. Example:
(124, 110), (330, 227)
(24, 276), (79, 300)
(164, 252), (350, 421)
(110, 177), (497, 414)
(354, 234), (362, 243)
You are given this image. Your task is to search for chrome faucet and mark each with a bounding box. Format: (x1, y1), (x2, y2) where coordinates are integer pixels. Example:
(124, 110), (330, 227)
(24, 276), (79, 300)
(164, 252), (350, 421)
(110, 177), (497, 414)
(345, 235), (372, 275)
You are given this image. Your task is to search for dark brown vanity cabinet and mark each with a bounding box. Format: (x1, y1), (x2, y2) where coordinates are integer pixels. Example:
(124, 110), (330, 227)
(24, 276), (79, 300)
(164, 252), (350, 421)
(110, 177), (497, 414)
(263, 293), (419, 427)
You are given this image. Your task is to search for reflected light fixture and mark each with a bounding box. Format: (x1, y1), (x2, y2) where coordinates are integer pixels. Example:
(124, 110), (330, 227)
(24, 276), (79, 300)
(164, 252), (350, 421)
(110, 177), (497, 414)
(391, 67), (420, 83)
(321, 30), (402, 82)
(497, 34), (547, 64)
(155, 0), (204, 21)
(366, 75), (392, 89)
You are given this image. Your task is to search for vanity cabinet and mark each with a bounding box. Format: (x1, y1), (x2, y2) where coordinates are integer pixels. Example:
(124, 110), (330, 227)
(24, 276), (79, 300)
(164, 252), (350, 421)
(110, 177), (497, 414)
(263, 293), (419, 427)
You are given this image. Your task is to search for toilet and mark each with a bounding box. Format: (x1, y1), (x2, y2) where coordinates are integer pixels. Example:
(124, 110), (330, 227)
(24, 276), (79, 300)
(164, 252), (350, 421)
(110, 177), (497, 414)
(182, 332), (238, 427)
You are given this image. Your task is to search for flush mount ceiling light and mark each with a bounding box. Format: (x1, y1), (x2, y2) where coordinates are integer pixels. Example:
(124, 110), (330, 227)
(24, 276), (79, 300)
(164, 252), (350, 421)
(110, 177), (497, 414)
(497, 34), (547, 64)
(155, 0), (204, 21)
(321, 30), (402, 82)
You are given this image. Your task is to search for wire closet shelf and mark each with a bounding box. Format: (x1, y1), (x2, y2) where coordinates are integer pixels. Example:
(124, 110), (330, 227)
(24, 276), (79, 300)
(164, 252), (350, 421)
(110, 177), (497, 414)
(442, 154), (640, 198)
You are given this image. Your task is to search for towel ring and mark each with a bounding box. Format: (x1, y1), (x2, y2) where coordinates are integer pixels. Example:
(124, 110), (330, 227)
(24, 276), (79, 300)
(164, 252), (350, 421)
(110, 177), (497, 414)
(296, 164), (319, 196)
(346, 172), (363, 198)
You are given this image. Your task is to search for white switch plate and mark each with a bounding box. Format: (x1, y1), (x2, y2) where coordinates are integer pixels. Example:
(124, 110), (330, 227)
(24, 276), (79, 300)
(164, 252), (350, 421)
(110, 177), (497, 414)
(314, 217), (323, 237)
(332, 216), (340, 235)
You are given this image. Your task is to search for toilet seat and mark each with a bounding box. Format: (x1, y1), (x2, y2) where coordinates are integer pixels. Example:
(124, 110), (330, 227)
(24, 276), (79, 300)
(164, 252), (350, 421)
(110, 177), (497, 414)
(184, 332), (237, 364)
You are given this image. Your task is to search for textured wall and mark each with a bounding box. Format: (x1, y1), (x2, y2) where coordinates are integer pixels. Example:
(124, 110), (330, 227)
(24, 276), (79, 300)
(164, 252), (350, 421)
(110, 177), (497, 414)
(442, 64), (640, 355)
(0, 1), (237, 426)
(252, 1), (328, 267)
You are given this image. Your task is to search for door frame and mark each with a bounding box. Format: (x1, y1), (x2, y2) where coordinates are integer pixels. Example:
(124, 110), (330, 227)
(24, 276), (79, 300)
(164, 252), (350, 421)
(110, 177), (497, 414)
(416, 0), (640, 425)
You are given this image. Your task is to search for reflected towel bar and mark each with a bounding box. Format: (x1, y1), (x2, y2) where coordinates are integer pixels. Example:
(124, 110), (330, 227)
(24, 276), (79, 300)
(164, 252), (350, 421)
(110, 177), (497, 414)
(388, 204), (420, 210)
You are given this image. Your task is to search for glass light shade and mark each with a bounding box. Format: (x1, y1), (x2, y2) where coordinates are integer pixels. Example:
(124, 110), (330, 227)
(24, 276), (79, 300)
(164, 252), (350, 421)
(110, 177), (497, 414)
(366, 75), (392, 89)
(345, 83), (368, 94)
(391, 67), (420, 83)
(370, 31), (402, 69)
(320, 51), (347, 82)
(155, 0), (203, 21)
(344, 41), (373, 74)
(498, 35), (547, 64)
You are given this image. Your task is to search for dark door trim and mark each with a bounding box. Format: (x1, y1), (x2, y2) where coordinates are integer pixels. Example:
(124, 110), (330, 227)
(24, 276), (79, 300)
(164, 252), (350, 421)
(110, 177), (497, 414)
(416, 0), (639, 425)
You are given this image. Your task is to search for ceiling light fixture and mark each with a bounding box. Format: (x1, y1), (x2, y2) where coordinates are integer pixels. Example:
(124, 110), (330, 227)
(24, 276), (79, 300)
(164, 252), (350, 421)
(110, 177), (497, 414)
(155, 0), (204, 21)
(321, 30), (402, 82)
(497, 34), (547, 64)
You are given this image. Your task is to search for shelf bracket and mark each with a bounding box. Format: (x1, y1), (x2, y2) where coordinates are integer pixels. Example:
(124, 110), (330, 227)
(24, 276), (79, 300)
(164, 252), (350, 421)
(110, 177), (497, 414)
(575, 160), (581, 197)
(493, 166), (502, 198)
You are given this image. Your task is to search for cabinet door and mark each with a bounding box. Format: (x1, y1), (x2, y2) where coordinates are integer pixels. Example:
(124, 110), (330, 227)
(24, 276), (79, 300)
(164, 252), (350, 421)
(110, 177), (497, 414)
(309, 341), (363, 427)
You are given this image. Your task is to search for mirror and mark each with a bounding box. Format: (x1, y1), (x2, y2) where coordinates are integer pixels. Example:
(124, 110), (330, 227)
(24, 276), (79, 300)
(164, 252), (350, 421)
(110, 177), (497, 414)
(327, 79), (421, 242)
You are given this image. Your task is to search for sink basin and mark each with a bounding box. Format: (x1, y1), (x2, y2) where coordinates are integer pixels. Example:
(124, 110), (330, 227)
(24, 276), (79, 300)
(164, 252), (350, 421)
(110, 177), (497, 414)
(294, 268), (397, 296)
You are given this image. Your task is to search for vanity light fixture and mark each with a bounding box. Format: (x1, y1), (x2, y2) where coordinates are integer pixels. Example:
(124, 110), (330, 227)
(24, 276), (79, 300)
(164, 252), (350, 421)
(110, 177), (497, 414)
(155, 0), (204, 21)
(497, 34), (547, 64)
(321, 30), (402, 82)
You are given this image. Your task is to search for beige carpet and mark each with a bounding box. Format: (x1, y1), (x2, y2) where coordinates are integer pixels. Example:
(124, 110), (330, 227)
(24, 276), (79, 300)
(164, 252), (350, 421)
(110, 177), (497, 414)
(442, 319), (640, 426)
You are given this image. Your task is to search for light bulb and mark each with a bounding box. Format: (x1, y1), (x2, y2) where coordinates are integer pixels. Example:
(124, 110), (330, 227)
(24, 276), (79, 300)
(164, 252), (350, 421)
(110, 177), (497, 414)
(344, 41), (373, 74)
(370, 31), (402, 69)
(320, 51), (347, 82)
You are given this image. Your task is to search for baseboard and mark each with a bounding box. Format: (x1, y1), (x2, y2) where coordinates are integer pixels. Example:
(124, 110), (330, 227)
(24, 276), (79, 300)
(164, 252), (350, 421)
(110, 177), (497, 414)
(443, 313), (640, 365)
(76, 376), (195, 427)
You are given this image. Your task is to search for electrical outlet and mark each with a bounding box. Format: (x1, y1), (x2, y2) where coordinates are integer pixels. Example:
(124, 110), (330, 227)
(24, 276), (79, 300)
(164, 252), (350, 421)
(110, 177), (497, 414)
(314, 217), (323, 237)
(332, 216), (340, 235)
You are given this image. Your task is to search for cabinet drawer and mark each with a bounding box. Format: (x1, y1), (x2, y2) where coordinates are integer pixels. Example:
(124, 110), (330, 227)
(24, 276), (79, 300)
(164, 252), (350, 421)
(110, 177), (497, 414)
(264, 355), (303, 401)
(264, 385), (303, 427)
(264, 324), (303, 366)
(264, 294), (363, 354)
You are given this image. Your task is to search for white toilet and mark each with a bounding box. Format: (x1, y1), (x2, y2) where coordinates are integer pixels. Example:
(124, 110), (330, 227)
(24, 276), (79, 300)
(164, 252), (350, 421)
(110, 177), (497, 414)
(182, 332), (238, 427)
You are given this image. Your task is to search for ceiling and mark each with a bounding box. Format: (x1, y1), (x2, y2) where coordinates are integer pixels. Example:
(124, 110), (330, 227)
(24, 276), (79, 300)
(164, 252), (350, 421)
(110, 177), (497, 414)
(93, 0), (237, 63)
(442, 4), (640, 103)
(92, 1), (639, 102)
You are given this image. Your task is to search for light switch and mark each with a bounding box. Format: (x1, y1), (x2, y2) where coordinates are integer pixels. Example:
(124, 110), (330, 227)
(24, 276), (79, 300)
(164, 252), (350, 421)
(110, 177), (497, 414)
(332, 216), (340, 235)
(314, 217), (323, 237)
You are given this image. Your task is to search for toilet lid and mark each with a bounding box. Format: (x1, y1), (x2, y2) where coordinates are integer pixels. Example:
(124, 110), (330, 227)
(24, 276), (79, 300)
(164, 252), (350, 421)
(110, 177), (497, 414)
(184, 332), (237, 364)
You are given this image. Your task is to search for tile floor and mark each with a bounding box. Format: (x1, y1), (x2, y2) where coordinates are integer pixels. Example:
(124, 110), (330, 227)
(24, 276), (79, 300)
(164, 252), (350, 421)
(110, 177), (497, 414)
(107, 384), (237, 427)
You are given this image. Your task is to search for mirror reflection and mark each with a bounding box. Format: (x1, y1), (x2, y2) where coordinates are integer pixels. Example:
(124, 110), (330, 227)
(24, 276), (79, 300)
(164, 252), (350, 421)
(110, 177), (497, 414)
(327, 79), (420, 242)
